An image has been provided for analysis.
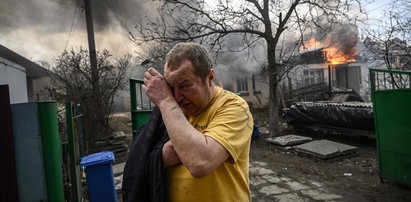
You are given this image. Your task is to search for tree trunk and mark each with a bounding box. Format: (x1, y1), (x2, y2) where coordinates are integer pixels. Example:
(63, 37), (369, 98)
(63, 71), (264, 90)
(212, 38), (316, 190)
(83, 98), (109, 154)
(267, 40), (280, 137)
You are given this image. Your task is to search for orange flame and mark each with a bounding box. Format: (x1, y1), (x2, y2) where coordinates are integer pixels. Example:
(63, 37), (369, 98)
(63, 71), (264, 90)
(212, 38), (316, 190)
(321, 47), (357, 65)
(301, 37), (358, 65)
(300, 38), (322, 50)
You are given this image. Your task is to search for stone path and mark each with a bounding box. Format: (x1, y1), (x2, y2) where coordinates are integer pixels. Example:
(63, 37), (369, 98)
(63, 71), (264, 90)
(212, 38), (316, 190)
(112, 161), (344, 201)
(250, 161), (342, 201)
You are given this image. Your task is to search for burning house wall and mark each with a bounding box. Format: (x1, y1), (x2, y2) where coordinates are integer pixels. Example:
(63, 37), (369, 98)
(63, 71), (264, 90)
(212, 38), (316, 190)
(226, 24), (373, 106)
(284, 24), (372, 102)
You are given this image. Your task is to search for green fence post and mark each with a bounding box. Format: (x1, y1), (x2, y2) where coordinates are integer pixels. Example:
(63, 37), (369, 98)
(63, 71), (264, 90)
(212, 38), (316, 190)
(130, 79), (138, 135)
(66, 102), (82, 202)
(38, 101), (65, 202)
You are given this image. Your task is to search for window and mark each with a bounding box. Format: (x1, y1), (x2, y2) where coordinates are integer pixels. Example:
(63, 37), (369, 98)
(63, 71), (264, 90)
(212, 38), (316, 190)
(303, 69), (324, 86)
(236, 76), (248, 92)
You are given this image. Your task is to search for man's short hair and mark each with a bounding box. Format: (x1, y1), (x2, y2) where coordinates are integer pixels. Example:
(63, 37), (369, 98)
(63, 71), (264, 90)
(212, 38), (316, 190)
(165, 42), (213, 81)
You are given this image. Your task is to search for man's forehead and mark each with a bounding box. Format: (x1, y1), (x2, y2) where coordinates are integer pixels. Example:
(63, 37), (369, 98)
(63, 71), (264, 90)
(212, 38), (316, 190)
(164, 60), (195, 84)
(164, 67), (188, 85)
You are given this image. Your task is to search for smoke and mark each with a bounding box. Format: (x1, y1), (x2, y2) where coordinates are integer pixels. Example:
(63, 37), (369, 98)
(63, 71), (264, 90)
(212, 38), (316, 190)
(0, 0), (144, 63)
(213, 34), (267, 85)
(326, 24), (359, 55)
(314, 24), (359, 55)
(0, 0), (143, 31)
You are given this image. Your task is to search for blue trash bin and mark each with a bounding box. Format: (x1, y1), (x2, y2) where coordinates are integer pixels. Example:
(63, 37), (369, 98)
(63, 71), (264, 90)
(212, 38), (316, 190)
(80, 151), (117, 202)
(252, 124), (260, 139)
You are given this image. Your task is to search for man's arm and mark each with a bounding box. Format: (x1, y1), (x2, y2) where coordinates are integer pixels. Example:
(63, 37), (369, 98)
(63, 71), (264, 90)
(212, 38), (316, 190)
(159, 100), (230, 177)
(162, 140), (181, 168)
(143, 68), (230, 178)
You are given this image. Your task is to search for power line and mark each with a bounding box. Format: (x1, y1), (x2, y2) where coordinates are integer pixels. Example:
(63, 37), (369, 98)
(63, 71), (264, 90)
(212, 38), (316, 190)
(64, 1), (83, 51)
(103, 0), (131, 34)
(47, 0), (77, 6)
(65, 3), (78, 51)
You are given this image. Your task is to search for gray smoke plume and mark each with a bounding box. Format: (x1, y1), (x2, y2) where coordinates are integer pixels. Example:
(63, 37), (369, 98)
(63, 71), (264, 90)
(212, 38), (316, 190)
(326, 24), (359, 56)
(0, 0), (143, 62)
(213, 34), (267, 86)
(0, 0), (142, 31)
(313, 23), (359, 55)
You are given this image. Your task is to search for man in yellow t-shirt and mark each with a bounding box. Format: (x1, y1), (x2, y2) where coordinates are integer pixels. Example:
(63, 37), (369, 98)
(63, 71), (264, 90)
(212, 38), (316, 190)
(143, 42), (253, 201)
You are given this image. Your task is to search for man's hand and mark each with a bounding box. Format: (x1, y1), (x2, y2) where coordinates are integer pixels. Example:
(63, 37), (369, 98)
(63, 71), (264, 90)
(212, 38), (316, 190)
(162, 140), (181, 168)
(143, 68), (174, 107)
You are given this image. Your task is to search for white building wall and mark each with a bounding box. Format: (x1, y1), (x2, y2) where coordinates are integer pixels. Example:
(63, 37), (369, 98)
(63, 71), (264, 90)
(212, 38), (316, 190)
(0, 58), (28, 104)
(286, 63), (328, 90)
(28, 77), (51, 102)
(348, 62), (371, 102)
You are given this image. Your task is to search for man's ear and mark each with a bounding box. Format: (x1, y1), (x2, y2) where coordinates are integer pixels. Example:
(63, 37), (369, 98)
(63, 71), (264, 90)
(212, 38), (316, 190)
(209, 69), (215, 86)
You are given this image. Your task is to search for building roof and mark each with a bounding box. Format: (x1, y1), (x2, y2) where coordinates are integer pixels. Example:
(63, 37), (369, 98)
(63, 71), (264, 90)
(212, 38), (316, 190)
(0, 44), (50, 78)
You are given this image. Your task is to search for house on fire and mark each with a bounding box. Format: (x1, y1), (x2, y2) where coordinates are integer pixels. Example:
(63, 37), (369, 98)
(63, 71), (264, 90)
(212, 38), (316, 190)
(227, 42), (388, 107)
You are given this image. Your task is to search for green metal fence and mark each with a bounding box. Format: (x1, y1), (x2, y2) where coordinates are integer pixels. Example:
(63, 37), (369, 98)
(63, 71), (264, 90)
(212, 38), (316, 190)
(38, 101), (65, 202)
(130, 78), (153, 135)
(65, 102), (82, 202)
(370, 68), (411, 187)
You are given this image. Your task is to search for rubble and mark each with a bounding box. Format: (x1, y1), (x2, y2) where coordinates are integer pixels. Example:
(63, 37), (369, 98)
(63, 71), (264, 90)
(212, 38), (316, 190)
(258, 127), (269, 135)
(265, 134), (312, 146)
(95, 131), (131, 163)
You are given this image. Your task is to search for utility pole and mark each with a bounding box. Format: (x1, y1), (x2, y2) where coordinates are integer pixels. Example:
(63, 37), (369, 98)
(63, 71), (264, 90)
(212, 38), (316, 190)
(83, 0), (104, 158)
(328, 64), (332, 99)
(84, 0), (99, 97)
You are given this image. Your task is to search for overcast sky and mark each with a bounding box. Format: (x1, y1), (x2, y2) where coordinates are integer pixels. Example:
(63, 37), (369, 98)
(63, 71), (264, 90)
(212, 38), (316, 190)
(0, 0), (390, 65)
(0, 0), (144, 64)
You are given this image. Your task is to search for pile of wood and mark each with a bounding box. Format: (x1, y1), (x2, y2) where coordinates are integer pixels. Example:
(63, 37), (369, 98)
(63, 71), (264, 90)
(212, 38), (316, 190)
(95, 131), (130, 163)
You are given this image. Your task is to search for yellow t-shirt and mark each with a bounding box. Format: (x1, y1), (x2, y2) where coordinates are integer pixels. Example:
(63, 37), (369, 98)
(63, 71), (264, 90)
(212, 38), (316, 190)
(167, 86), (254, 202)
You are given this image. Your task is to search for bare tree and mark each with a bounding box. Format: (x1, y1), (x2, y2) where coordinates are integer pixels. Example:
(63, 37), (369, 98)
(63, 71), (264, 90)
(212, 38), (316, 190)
(136, 42), (177, 73)
(49, 48), (131, 153)
(131, 0), (363, 136)
(362, 0), (411, 90)
(362, 0), (411, 71)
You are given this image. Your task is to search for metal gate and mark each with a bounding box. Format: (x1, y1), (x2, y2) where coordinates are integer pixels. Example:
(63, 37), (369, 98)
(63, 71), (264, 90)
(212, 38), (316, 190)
(370, 68), (411, 186)
(130, 78), (153, 135)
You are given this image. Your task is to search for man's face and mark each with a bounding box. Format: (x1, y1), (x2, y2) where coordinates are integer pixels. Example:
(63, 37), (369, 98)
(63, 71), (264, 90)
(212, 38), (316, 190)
(164, 59), (213, 117)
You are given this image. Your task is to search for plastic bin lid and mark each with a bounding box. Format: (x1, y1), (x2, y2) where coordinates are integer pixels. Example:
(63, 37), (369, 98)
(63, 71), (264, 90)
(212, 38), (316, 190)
(80, 151), (115, 167)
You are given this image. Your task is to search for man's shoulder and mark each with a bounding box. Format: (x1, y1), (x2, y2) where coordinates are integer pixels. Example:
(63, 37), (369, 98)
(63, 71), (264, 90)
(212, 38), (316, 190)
(216, 88), (249, 108)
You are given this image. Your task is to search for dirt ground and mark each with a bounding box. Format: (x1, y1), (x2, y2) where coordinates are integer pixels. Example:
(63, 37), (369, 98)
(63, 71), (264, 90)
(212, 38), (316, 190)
(249, 107), (411, 201)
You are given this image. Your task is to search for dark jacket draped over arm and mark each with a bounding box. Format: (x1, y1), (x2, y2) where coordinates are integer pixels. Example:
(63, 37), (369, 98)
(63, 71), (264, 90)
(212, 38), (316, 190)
(122, 107), (169, 202)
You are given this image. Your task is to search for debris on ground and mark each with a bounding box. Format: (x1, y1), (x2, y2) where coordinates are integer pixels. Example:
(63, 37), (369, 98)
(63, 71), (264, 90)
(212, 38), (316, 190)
(258, 127), (269, 135)
(95, 131), (131, 163)
(265, 134), (312, 146)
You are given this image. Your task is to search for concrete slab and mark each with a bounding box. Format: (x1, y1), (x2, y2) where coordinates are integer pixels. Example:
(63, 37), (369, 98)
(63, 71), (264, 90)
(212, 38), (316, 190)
(300, 189), (342, 200)
(259, 185), (289, 195)
(262, 175), (282, 183)
(250, 176), (268, 186)
(250, 166), (276, 175)
(265, 135), (312, 146)
(285, 181), (310, 191)
(294, 139), (357, 159)
(309, 181), (323, 187)
(280, 177), (291, 181)
(252, 161), (268, 167)
(273, 193), (305, 202)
